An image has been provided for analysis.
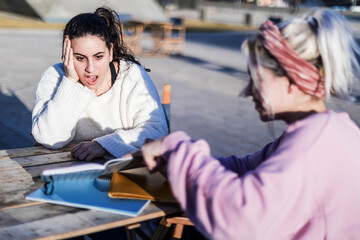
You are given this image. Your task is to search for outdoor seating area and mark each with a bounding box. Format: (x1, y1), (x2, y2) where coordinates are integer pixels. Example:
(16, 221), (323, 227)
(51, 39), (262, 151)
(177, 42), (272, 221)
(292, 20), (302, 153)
(2, 1), (360, 239)
(123, 18), (186, 56)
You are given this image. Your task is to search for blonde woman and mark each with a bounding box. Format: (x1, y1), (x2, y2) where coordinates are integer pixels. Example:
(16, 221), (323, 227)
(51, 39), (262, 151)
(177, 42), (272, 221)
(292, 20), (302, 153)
(136, 8), (360, 239)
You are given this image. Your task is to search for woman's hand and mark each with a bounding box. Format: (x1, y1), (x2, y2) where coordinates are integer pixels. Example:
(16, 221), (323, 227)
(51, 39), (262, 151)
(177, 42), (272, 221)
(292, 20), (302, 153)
(139, 138), (170, 178)
(122, 138), (165, 173)
(62, 36), (79, 82)
(71, 141), (107, 161)
(140, 138), (163, 172)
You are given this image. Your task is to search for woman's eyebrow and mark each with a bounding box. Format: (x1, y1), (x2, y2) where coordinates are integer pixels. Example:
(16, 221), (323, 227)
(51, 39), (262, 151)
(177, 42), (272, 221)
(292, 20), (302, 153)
(94, 52), (105, 56)
(73, 52), (105, 57)
(73, 53), (86, 57)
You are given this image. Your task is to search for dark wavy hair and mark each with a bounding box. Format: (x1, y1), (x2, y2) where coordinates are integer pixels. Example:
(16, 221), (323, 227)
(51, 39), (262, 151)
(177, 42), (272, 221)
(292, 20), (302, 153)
(62, 7), (148, 71)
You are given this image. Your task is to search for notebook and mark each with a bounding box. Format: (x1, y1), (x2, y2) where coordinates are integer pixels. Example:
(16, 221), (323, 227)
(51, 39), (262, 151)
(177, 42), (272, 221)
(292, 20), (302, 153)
(26, 156), (149, 216)
(108, 167), (177, 204)
(26, 177), (149, 216)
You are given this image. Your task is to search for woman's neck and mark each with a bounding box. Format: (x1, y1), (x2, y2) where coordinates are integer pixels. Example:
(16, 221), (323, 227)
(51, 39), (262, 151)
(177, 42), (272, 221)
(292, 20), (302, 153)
(94, 62), (119, 96)
(278, 99), (327, 124)
(95, 68), (112, 96)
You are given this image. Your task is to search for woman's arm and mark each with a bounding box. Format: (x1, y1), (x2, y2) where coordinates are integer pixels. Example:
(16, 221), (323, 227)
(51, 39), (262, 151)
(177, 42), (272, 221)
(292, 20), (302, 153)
(218, 136), (283, 176)
(32, 64), (96, 149)
(156, 131), (310, 239)
(93, 64), (168, 158)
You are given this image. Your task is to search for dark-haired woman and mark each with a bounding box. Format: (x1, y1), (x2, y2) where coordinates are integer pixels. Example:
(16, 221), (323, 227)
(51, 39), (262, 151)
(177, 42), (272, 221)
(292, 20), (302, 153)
(32, 7), (168, 161)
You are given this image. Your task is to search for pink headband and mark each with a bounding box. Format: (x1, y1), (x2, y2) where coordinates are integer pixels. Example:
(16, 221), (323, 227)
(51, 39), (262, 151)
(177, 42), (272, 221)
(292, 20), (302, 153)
(259, 21), (325, 98)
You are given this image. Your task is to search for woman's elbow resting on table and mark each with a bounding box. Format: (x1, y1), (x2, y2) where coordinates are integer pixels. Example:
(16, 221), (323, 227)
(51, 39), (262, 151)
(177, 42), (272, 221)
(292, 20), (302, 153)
(33, 136), (71, 150)
(31, 126), (74, 149)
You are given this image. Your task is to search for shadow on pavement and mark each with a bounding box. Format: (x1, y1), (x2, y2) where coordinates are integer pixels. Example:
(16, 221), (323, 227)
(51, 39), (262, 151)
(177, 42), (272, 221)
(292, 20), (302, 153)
(185, 31), (256, 51)
(0, 88), (33, 149)
(170, 54), (249, 80)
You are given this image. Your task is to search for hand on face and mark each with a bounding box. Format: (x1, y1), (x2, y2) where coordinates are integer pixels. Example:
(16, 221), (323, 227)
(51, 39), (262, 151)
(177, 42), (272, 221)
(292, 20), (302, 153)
(71, 141), (107, 161)
(62, 36), (79, 82)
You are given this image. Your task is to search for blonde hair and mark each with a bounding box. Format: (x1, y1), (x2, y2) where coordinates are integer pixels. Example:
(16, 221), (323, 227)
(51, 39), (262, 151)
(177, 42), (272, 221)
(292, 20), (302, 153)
(243, 8), (360, 102)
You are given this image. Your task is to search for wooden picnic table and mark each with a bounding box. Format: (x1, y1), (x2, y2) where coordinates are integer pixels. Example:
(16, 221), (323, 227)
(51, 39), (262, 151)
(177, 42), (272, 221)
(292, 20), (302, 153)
(123, 20), (185, 56)
(0, 144), (182, 240)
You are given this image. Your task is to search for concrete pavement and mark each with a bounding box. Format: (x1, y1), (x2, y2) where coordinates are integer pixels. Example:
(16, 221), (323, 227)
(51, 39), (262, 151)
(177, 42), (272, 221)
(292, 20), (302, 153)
(0, 28), (359, 158)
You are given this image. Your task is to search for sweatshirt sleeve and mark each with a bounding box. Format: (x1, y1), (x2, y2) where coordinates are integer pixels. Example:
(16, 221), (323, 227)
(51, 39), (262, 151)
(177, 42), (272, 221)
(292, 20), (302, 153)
(218, 136), (283, 176)
(94, 64), (168, 157)
(32, 64), (96, 149)
(163, 131), (311, 239)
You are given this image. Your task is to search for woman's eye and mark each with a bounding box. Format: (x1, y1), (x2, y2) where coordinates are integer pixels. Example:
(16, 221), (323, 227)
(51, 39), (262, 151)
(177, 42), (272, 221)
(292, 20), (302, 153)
(96, 55), (103, 60)
(76, 57), (84, 61)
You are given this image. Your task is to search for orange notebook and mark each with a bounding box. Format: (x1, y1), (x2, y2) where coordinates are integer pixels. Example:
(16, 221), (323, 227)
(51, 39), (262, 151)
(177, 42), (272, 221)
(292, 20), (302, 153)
(108, 167), (177, 204)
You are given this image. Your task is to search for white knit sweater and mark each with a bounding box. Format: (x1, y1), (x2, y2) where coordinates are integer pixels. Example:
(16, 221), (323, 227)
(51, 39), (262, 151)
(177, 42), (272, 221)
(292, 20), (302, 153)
(32, 60), (168, 158)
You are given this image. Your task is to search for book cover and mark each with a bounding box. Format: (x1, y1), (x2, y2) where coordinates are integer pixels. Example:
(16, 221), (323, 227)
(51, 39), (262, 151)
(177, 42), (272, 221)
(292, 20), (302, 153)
(109, 168), (177, 204)
(26, 156), (148, 216)
(40, 156), (144, 195)
(26, 177), (150, 217)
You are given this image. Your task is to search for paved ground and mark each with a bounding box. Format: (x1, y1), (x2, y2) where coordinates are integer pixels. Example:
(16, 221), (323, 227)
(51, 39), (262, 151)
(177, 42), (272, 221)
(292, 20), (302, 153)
(0, 26), (359, 158)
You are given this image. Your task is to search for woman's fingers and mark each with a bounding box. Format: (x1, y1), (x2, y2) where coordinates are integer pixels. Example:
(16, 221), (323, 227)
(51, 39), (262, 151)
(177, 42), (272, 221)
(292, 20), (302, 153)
(78, 151), (89, 161)
(66, 39), (71, 67)
(141, 138), (163, 171)
(71, 142), (82, 158)
(71, 142), (107, 161)
(71, 142), (87, 160)
(68, 48), (74, 71)
(62, 36), (68, 63)
(62, 37), (79, 82)
(63, 38), (70, 67)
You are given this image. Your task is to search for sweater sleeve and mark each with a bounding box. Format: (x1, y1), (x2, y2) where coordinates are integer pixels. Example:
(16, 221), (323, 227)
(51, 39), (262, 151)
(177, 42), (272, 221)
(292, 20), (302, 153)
(163, 131), (311, 239)
(93, 64), (168, 157)
(218, 136), (283, 176)
(32, 64), (96, 149)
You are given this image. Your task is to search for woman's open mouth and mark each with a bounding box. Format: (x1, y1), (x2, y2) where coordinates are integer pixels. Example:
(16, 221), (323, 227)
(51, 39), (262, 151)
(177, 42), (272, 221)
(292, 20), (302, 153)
(86, 75), (98, 85)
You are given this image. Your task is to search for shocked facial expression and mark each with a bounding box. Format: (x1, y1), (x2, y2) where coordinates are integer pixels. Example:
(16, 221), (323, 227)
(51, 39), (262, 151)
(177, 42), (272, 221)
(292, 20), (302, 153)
(71, 35), (113, 93)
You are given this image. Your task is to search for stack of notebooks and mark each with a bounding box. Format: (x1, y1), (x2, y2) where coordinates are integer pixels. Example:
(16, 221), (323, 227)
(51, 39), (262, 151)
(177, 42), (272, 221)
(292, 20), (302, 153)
(26, 157), (176, 217)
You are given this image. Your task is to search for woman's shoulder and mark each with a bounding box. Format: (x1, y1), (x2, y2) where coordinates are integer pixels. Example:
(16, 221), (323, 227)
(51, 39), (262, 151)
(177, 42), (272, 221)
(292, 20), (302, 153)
(284, 110), (357, 148)
(42, 63), (65, 78)
(287, 111), (336, 133)
(296, 110), (353, 131)
(117, 60), (149, 81)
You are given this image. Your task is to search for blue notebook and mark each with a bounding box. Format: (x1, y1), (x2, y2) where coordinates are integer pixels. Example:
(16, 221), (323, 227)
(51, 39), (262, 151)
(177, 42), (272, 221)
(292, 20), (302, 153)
(26, 157), (149, 217)
(27, 178), (149, 217)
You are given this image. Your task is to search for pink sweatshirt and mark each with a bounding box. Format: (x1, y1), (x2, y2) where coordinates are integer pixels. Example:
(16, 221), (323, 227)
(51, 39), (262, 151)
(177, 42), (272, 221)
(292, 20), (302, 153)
(161, 110), (360, 239)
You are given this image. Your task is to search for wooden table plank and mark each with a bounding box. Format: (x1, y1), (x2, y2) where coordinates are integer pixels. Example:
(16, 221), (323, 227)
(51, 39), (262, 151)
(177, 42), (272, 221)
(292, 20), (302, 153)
(0, 157), (34, 203)
(0, 144), (75, 160)
(13, 152), (73, 167)
(0, 200), (181, 240)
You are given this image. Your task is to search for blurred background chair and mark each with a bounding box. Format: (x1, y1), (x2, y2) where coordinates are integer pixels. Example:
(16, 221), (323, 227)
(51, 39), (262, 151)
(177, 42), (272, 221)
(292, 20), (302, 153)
(152, 84), (203, 240)
(123, 20), (145, 55)
(124, 84), (202, 239)
(152, 17), (186, 55)
(162, 83), (171, 132)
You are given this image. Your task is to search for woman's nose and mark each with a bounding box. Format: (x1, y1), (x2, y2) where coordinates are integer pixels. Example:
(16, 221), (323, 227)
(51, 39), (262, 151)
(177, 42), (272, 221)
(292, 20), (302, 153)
(85, 60), (94, 73)
(242, 81), (254, 97)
